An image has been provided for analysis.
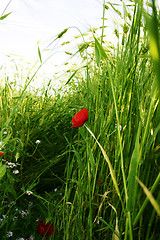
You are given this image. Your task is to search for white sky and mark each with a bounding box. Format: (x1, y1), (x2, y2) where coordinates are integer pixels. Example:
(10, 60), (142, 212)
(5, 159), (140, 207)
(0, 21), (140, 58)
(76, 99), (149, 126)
(0, 0), (111, 90)
(0, 0), (160, 91)
(0, 0), (103, 62)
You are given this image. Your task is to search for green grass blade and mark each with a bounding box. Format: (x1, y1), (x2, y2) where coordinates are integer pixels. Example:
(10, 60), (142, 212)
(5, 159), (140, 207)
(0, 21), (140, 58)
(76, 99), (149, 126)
(84, 125), (121, 202)
(136, 177), (160, 216)
(143, 0), (160, 96)
(0, 12), (11, 20)
(65, 66), (86, 85)
(38, 46), (42, 64)
(128, 123), (141, 214)
(133, 172), (160, 226)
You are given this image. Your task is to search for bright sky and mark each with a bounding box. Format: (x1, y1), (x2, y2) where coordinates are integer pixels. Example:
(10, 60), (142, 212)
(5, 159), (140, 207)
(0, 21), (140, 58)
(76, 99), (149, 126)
(0, 0), (103, 62)
(0, 0), (160, 90)
(0, 0), (110, 90)
(2, 0), (139, 92)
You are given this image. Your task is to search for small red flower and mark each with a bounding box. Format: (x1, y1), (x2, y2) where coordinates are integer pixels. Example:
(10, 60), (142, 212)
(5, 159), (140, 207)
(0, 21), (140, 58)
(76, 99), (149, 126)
(95, 180), (102, 184)
(71, 108), (88, 127)
(37, 220), (54, 237)
(0, 152), (4, 156)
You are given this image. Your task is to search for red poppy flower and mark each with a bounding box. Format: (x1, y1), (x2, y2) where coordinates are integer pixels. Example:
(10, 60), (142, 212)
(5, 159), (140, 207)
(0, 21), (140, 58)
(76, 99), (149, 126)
(0, 152), (4, 156)
(71, 108), (88, 127)
(37, 220), (54, 237)
(95, 180), (102, 184)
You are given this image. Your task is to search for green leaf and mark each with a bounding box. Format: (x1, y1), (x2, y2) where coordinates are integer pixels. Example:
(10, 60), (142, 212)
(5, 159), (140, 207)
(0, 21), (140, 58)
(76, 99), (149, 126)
(128, 123), (141, 212)
(98, 217), (120, 239)
(143, 1), (160, 96)
(57, 28), (68, 39)
(0, 163), (6, 179)
(143, 122), (160, 155)
(0, 12), (11, 20)
(65, 69), (80, 85)
(136, 177), (160, 216)
(94, 37), (107, 60)
(38, 46), (42, 64)
(65, 66), (86, 85)
(95, 39), (100, 66)
(108, 3), (122, 17)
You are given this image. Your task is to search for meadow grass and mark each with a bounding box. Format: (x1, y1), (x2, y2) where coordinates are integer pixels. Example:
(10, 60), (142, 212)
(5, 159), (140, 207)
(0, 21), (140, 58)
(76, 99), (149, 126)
(0, 0), (160, 239)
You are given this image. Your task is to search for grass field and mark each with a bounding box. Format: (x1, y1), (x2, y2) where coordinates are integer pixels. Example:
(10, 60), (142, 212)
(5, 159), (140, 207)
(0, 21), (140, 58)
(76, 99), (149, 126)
(0, 0), (160, 239)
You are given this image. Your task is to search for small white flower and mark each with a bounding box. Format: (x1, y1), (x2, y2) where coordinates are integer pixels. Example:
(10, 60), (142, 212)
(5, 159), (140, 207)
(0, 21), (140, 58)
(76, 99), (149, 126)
(13, 169), (19, 174)
(8, 162), (16, 168)
(28, 236), (34, 240)
(54, 188), (57, 192)
(20, 210), (27, 218)
(115, 124), (122, 131)
(3, 131), (8, 135)
(13, 216), (18, 221)
(97, 216), (102, 224)
(20, 210), (29, 218)
(7, 231), (13, 237)
(0, 141), (5, 149)
(26, 191), (33, 196)
(35, 140), (41, 144)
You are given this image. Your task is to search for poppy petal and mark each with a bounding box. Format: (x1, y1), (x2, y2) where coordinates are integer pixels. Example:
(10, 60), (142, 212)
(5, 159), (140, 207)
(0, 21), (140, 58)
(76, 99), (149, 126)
(71, 120), (85, 127)
(37, 220), (54, 237)
(71, 108), (88, 128)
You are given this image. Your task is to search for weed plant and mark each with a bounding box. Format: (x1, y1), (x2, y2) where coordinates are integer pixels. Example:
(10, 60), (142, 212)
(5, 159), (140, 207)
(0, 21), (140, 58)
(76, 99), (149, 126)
(0, 0), (160, 239)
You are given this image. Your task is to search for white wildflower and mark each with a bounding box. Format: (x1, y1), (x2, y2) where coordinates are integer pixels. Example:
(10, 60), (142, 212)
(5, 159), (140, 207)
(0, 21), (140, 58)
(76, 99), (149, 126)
(115, 124), (122, 131)
(13, 169), (19, 174)
(97, 216), (102, 224)
(7, 231), (13, 237)
(35, 140), (41, 144)
(13, 216), (18, 221)
(7, 162), (16, 168)
(20, 210), (28, 218)
(28, 236), (34, 240)
(26, 191), (33, 196)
